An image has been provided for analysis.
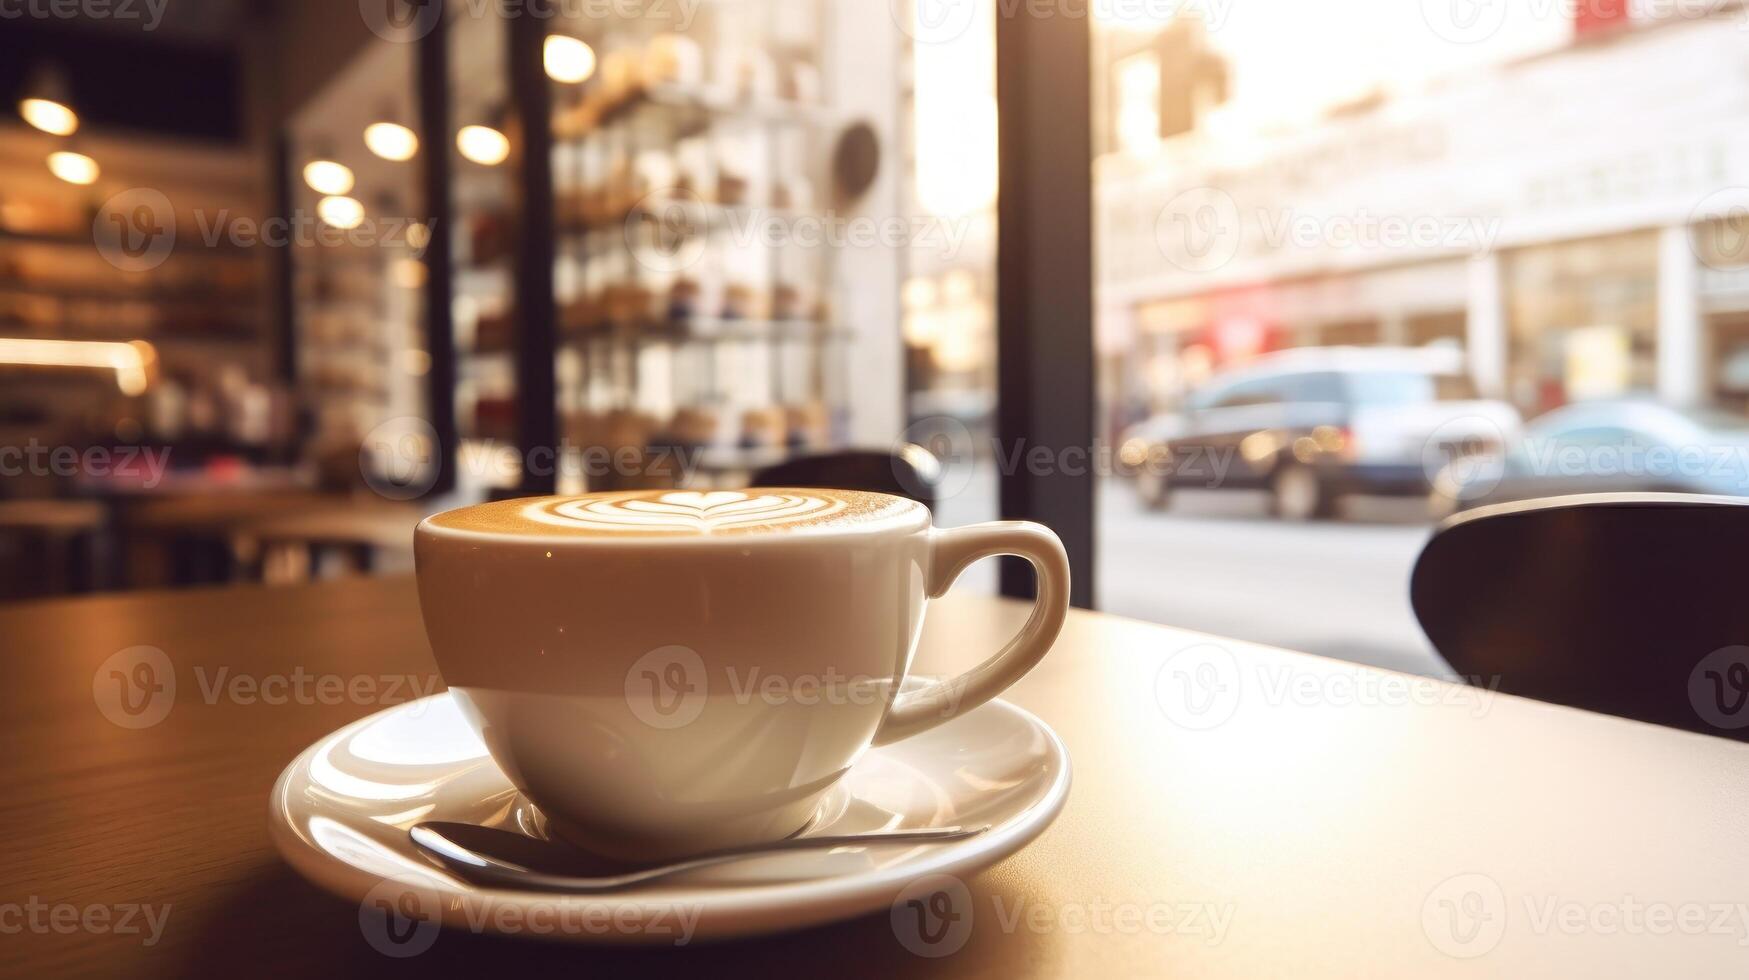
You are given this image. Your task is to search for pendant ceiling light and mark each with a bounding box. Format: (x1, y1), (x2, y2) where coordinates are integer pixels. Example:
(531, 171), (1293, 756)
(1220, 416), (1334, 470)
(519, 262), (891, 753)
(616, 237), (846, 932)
(19, 63), (78, 136)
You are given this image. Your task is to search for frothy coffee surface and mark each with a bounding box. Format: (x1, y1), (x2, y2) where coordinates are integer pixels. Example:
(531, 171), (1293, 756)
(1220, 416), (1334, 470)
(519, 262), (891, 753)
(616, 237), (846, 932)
(424, 489), (925, 539)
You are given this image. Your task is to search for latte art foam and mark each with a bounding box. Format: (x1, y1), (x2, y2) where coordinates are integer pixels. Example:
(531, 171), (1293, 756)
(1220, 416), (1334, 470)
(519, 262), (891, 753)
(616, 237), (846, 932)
(529, 491), (845, 533)
(423, 488), (925, 540)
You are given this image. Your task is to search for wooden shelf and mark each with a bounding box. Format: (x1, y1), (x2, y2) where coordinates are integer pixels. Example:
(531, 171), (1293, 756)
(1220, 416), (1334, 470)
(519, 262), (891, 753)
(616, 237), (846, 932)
(558, 198), (819, 237)
(687, 443), (838, 473)
(0, 226), (253, 258)
(0, 328), (260, 346)
(0, 281), (261, 309)
(553, 84), (840, 141)
(0, 228), (91, 247)
(562, 318), (849, 346)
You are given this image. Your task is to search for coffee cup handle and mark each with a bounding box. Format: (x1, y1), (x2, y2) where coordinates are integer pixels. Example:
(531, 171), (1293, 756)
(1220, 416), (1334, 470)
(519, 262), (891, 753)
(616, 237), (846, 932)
(871, 522), (1071, 746)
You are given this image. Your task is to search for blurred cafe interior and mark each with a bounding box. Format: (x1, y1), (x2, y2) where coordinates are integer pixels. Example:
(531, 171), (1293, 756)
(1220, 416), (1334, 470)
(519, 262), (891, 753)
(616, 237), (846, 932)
(0, 0), (1002, 599)
(15, 1), (1749, 975)
(4, 0), (1749, 645)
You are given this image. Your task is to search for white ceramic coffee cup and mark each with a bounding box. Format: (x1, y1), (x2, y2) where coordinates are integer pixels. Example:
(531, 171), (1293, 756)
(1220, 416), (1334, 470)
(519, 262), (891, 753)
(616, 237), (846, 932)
(414, 488), (1069, 861)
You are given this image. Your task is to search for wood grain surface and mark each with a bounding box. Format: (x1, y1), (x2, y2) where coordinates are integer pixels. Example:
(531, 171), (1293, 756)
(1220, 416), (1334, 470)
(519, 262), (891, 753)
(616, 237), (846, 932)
(3, 576), (1748, 977)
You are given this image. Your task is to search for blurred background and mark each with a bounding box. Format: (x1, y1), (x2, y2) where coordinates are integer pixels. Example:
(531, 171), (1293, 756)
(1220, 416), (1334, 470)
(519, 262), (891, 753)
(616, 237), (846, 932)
(2, 0), (1747, 680)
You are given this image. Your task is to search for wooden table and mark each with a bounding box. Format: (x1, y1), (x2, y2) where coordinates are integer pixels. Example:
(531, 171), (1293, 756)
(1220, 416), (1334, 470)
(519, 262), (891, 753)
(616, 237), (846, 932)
(235, 505), (421, 552)
(0, 500), (106, 596)
(114, 490), (358, 587)
(0, 500), (106, 532)
(120, 489), (345, 534)
(232, 503), (422, 582)
(5, 577), (1748, 977)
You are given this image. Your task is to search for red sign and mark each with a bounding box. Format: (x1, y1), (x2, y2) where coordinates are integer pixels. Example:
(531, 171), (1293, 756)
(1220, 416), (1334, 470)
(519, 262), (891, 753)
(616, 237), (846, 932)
(1575, 0), (1631, 36)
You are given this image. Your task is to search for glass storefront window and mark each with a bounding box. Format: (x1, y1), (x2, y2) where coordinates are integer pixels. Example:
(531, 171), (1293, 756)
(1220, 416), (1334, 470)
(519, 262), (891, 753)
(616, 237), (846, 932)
(1091, 3), (1749, 677)
(899, 0), (999, 588)
(1505, 232), (1659, 414)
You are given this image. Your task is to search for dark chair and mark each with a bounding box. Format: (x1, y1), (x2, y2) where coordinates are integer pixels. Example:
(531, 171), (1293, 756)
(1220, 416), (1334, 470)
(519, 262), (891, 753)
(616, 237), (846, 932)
(752, 447), (942, 509)
(0, 500), (106, 598)
(1411, 493), (1749, 742)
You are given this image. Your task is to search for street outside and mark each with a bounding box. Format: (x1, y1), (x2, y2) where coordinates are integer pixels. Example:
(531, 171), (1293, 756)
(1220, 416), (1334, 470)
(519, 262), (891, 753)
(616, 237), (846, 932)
(1096, 482), (1448, 680)
(935, 469), (1449, 680)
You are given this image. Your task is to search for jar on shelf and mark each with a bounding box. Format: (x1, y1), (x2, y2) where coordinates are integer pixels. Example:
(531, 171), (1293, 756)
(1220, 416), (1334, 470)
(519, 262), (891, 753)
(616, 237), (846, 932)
(784, 58), (823, 105)
(643, 33), (704, 90)
(739, 406), (787, 449)
(597, 47), (644, 110)
(668, 405), (721, 447)
(785, 400), (830, 449)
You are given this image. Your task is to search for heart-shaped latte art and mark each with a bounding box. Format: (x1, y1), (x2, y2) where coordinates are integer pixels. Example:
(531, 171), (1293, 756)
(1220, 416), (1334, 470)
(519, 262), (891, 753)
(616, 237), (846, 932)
(521, 490), (848, 534)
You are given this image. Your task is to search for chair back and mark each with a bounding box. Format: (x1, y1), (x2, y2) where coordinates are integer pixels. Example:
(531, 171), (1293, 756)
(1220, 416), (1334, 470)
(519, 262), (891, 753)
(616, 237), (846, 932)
(751, 447), (941, 509)
(1411, 493), (1749, 742)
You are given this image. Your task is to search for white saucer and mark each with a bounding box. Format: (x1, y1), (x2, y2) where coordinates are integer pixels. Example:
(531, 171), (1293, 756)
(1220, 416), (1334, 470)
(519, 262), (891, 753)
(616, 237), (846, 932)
(268, 690), (1070, 946)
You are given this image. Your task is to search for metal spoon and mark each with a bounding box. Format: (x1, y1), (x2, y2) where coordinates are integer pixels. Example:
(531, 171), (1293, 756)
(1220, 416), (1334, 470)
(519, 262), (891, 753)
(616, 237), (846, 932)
(410, 821), (987, 893)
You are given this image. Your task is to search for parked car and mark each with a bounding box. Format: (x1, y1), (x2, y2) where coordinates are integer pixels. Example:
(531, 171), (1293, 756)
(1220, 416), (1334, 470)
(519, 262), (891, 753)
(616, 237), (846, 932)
(1128, 347), (1522, 520)
(1434, 400), (1749, 512)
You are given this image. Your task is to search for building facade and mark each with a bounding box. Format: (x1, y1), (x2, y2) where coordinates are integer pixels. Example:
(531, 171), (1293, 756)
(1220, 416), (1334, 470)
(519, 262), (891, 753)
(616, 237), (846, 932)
(1096, 9), (1749, 425)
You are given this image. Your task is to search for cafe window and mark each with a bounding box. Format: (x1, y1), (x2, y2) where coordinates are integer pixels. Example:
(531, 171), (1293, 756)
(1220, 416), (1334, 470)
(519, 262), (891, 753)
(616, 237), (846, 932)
(1709, 313), (1749, 413)
(900, 0), (999, 584)
(1092, 2), (1749, 676)
(1315, 319), (1382, 348)
(1504, 232), (1659, 415)
(1112, 51), (1161, 156)
(1406, 311), (1466, 348)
